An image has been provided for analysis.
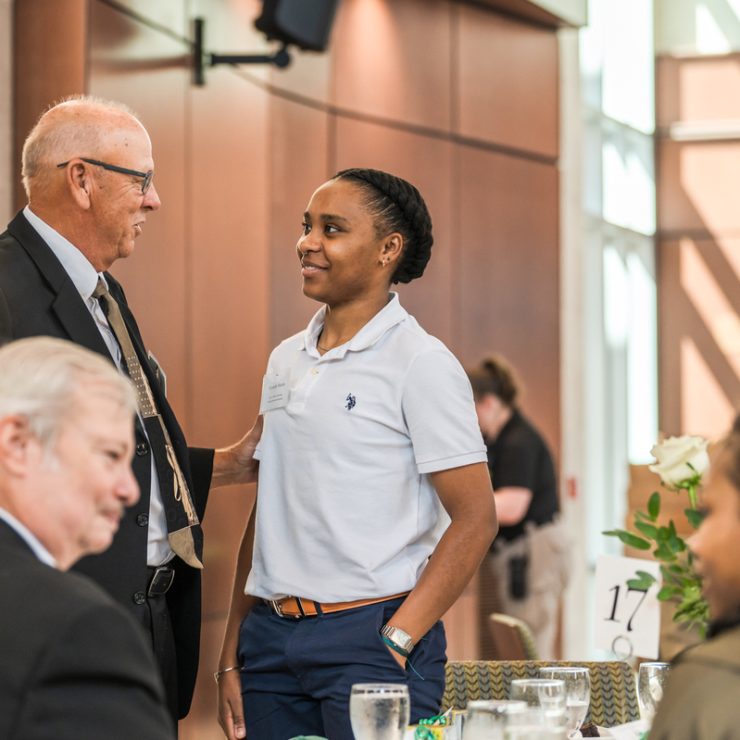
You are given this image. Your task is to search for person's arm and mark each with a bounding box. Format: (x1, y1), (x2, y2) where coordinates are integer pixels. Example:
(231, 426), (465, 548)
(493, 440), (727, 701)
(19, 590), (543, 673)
(217, 502), (260, 740)
(493, 486), (533, 526)
(381, 461), (497, 667)
(210, 416), (263, 489)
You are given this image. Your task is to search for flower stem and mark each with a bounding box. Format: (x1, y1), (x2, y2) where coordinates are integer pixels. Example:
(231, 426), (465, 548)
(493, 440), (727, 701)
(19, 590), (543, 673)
(687, 482), (697, 510)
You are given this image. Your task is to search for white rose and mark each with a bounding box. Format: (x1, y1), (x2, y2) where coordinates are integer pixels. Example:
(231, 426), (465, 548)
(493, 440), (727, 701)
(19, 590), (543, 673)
(649, 435), (709, 488)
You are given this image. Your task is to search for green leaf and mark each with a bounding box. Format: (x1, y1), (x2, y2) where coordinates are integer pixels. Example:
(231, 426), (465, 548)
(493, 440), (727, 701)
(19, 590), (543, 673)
(603, 530), (651, 550)
(657, 585), (679, 600)
(668, 534), (687, 553)
(685, 508), (705, 529)
(648, 492), (661, 520)
(656, 526), (671, 542)
(634, 521), (660, 540)
(627, 571), (656, 590)
(654, 544), (677, 561)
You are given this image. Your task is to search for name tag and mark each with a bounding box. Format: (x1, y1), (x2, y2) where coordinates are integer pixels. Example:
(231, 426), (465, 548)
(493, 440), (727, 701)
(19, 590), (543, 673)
(260, 374), (290, 413)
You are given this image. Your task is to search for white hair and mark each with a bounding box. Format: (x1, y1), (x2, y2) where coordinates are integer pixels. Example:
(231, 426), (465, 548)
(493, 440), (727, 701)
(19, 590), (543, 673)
(21, 95), (141, 197)
(0, 337), (137, 451)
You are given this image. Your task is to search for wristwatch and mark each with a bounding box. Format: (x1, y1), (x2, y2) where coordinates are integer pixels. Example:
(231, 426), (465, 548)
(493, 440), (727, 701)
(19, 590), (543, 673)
(381, 624), (415, 654)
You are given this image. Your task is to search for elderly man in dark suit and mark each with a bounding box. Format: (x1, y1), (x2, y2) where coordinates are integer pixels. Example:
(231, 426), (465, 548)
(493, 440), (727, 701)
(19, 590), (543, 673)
(0, 336), (173, 740)
(0, 96), (260, 721)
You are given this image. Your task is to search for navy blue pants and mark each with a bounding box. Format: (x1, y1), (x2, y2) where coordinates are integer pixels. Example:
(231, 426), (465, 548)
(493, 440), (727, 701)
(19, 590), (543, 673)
(238, 597), (447, 740)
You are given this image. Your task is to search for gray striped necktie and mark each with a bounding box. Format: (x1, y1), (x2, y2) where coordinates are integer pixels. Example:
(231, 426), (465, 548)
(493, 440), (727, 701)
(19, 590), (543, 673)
(93, 278), (202, 569)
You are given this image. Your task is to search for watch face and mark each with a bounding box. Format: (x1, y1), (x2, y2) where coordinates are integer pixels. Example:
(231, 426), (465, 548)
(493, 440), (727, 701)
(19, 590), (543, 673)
(383, 625), (414, 651)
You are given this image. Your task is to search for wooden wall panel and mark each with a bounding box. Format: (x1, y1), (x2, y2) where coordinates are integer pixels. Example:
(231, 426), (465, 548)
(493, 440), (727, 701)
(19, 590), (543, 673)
(331, 0), (453, 130)
(657, 55), (740, 129)
(268, 97), (331, 346)
(89, 0), (190, 425)
(12, 0), (87, 210)
(457, 4), (559, 159)
(458, 146), (560, 455)
(334, 117), (454, 343)
(658, 139), (740, 236)
(657, 52), (740, 436)
(658, 237), (740, 437)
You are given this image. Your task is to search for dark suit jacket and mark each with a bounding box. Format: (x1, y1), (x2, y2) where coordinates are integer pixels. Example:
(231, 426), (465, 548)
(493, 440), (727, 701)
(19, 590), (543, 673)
(0, 521), (174, 740)
(0, 211), (215, 718)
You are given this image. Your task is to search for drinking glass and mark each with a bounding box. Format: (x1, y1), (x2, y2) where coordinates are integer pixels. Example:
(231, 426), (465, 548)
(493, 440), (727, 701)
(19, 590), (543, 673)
(349, 683), (410, 740)
(637, 662), (671, 725)
(509, 678), (566, 729)
(539, 667), (591, 737)
(462, 699), (527, 740)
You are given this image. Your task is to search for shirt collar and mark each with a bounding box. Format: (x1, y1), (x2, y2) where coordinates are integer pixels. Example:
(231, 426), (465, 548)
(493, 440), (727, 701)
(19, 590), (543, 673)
(0, 507), (58, 568)
(23, 205), (105, 301)
(302, 293), (408, 358)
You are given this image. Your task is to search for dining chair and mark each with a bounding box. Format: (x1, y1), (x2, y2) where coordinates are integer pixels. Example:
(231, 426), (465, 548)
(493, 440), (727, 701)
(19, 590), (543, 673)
(487, 612), (539, 660)
(442, 660), (639, 728)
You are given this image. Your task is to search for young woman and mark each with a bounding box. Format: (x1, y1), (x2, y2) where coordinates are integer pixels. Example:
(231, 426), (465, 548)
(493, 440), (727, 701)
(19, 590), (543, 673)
(217, 168), (497, 740)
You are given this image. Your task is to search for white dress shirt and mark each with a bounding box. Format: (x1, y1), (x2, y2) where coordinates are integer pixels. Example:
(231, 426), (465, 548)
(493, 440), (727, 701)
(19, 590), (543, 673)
(0, 507), (57, 568)
(23, 206), (172, 566)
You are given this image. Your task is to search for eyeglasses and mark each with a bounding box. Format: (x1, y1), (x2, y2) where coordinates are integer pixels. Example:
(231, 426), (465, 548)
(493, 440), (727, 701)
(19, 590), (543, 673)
(56, 157), (154, 194)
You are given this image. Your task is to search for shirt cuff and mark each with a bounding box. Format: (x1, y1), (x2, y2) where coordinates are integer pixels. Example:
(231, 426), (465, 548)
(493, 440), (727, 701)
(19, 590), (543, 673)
(417, 450), (488, 475)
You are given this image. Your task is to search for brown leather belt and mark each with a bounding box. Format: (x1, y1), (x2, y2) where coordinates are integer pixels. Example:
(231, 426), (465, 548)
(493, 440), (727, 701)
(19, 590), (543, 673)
(266, 591), (409, 618)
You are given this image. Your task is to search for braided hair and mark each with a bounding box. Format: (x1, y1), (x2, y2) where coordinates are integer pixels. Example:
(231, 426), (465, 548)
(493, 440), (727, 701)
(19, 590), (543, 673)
(333, 168), (433, 284)
(466, 355), (520, 408)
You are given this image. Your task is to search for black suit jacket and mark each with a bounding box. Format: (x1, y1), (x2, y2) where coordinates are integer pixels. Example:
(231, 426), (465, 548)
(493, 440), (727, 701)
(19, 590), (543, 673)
(0, 521), (174, 740)
(0, 211), (215, 717)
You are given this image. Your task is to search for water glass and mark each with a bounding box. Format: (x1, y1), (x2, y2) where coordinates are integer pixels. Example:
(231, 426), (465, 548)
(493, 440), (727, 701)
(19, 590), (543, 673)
(462, 699), (527, 740)
(510, 678), (567, 729)
(539, 667), (591, 737)
(349, 683), (410, 740)
(637, 662), (670, 724)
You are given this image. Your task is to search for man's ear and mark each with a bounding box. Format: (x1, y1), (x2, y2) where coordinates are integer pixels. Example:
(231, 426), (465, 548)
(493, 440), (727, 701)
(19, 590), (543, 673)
(0, 415), (35, 477)
(65, 162), (93, 210)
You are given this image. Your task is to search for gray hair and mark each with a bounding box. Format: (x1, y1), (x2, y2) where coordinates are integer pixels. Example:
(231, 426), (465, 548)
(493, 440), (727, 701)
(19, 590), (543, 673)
(0, 337), (137, 451)
(21, 95), (141, 197)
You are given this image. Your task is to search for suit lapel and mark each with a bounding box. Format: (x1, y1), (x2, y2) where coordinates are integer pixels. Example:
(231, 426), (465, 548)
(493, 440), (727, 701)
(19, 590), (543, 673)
(8, 211), (114, 360)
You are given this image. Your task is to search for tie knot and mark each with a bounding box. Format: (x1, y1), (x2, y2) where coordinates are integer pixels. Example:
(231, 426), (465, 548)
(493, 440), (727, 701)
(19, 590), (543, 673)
(92, 277), (109, 301)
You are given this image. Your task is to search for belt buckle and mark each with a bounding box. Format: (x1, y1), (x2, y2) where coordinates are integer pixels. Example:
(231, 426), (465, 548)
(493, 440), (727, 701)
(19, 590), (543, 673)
(269, 597), (305, 619)
(148, 566), (175, 597)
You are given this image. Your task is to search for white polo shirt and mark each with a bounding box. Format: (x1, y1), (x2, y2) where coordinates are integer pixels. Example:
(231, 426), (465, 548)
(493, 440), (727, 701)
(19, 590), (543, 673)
(247, 293), (486, 602)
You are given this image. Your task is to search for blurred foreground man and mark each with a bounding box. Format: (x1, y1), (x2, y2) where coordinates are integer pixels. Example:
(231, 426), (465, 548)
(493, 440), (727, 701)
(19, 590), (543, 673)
(0, 95), (260, 720)
(650, 415), (740, 739)
(0, 337), (173, 740)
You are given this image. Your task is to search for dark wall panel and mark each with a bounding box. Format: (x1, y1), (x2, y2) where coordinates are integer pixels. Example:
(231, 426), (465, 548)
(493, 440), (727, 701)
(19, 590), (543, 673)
(268, 97), (331, 346)
(458, 146), (560, 455)
(331, 0), (453, 130)
(457, 4), (559, 158)
(334, 117), (454, 343)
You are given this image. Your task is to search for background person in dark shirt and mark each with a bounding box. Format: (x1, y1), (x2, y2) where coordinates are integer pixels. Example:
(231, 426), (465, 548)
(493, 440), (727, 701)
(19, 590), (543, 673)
(467, 355), (569, 659)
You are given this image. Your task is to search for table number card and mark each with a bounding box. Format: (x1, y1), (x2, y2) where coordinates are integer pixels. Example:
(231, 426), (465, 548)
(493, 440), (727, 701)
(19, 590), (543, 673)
(594, 554), (661, 659)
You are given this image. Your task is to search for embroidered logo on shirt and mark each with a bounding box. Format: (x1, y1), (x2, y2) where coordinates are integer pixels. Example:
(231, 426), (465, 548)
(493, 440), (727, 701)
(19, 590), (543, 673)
(345, 393), (356, 410)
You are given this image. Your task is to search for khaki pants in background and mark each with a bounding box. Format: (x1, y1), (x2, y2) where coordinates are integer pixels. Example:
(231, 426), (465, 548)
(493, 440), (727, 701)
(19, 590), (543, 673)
(481, 518), (571, 660)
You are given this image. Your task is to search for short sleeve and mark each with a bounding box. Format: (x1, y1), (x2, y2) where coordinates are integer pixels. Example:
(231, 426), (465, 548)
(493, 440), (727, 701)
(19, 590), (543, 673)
(402, 349), (487, 474)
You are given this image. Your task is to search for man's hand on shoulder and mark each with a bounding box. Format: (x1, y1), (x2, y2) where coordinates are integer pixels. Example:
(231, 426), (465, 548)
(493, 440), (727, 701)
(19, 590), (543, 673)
(211, 415), (263, 488)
